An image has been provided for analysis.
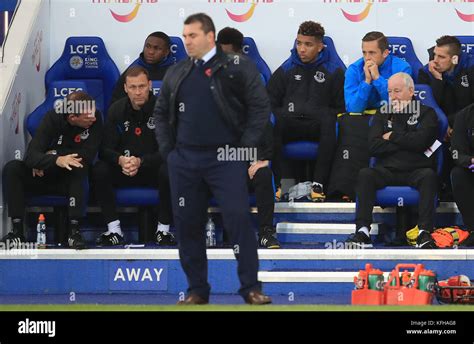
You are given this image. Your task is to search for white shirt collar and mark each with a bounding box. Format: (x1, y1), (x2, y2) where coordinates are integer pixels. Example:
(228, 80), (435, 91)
(200, 46), (216, 64)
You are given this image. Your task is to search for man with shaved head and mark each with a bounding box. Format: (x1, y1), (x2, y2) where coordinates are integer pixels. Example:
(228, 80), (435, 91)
(346, 72), (440, 249)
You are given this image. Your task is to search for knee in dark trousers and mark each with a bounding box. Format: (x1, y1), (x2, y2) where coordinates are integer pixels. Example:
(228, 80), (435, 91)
(421, 168), (438, 190)
(253, 165), (273, 183)
(356, 168), (377, 192)
(91, 160), (110, 183)
(451, 165), (472, 190)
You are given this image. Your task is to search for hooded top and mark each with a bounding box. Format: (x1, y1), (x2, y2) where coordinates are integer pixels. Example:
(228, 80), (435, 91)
(418, 52), (474, 127)
(267, 47), (345, 121)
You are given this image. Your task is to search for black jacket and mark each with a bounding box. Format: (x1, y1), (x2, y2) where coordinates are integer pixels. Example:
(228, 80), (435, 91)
(418, 52), (474, 127)
(153, 47), (271, 160)
(110, 53), (175, 105)
(267, 47), (345, 121)
(24, 110), (103, 170)
(451, 103), (474, 168)
(100, 93), (161, 168)
(369, 104), (438, 171)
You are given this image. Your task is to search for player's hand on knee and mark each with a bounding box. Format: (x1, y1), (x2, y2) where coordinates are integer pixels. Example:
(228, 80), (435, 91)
(56, 153), (83, 170)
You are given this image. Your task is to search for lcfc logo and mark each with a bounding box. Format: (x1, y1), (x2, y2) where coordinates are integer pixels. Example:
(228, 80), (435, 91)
(69, 56), (83, 70)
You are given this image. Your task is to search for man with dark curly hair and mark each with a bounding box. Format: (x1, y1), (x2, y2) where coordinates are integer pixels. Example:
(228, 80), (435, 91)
(267, 21), (345, 202)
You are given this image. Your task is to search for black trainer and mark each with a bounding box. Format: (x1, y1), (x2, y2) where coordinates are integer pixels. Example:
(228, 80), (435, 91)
(258, 227), (281, 249)
(156, 231), (177, 246)
(68, 231), (86, 250)
(96, 232), (124, 247)
(1, 232), (25, 248)
(310, 182), (326, 202)
(416, 231), (437, 249)
(345, 231), (373, 248)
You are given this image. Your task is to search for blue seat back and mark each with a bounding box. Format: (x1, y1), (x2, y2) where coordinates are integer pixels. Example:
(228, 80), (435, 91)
(367, 84), (449, 207)
(387, 36), (423, 81)
(414, 84), (448, 145)
(322, 36), (347, 71)
(151, 80), (163, 96)
(26, 80), (89, 137)
(456, 35), (474, 56)
(169, 36), (187, 63)
(45, 36), (120, 114)
(242, 37), (272, 85)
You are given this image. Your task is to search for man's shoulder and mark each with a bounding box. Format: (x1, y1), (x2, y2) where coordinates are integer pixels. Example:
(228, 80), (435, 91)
(224, 53), (256, 70)
(170, 58), (191, 71)
(107, 98), (128, 121)
(41, 109), (64, 127)
(347, 57), (365, 73)
(419, 104), (438, 119)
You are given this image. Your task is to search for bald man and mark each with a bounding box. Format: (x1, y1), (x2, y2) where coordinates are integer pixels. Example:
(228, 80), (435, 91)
(346, 72), (439, 249)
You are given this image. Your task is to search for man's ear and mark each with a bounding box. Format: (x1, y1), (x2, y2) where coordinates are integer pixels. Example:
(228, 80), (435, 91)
(318, 41), (324, 53)
(148, 80), (152, 91)
(452, 55), (459, 65)
(382, 49), (390, 59)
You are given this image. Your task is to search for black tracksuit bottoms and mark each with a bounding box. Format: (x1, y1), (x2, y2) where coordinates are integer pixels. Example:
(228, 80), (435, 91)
(4, 159), (89, 220)
(355, 166), (438, 232)
(451, 166), (474, 230)
(91, 160), (172, 226)
(248, 166), (275, 232)
(273, 116), (336, 188)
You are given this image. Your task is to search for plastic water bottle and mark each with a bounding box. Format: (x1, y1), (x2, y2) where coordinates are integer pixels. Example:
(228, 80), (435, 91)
(206, 217), (216, 248)
(36, 214), (46, 248)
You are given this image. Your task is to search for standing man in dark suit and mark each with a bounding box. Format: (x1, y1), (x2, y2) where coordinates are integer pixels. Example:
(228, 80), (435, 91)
(154, 13), (272, 305)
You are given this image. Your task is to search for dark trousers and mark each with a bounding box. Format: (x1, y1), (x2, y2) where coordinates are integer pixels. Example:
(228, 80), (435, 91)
(167, 147), (260, 300)
(92, 160), (172, 225)
(3, 159), (89, 220)
(248, 166), (275, 232)
(355, 166), (438, 232)
(273, 116), (336, 188)
(451, 166), (474, 230)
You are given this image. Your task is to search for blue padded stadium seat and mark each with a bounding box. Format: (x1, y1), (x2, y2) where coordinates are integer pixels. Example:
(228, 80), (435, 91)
(151, 80), (163, 96)
(26, 80), (88, 137)
(282, 141), (319, 160)
(322, 36), (347, 71)
(372, 84), (448, 207)
(45, 36), (120, 115)
(24, 80), (94, 242)
(456, 35), (474, 56)
(242, 37), (272, 85)
(387, 36), (423, 82)
(115, 187), (159, 207)
(25, 81), (90, 206)
(282, 36), (344, 161)
(169, 36), (187, 63)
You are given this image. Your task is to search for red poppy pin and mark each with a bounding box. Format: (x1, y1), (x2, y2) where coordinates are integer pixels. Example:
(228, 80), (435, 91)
(74, 135), (81, 143)
(135, 127), (142, 136)
(205, 68), (212, 77)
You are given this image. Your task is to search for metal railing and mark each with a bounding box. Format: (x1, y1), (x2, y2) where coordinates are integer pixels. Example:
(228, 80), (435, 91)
(0, 0), (21, 62)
